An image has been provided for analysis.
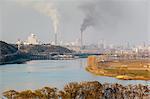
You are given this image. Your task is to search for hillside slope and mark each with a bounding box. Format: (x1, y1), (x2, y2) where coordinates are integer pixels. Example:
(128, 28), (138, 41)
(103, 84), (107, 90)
(0, 41), (29, 65)
(0, 41), (18, 56)
(19, 44), (72, 54)
(0, 41), (73, 65)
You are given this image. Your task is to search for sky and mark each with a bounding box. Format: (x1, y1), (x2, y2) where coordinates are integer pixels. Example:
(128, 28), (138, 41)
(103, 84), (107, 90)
(0, 0), (150, 46)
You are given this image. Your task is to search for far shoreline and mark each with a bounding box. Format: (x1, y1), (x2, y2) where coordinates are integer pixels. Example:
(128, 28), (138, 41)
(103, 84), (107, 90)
(86, 56), (150, 81)
(86, 66), (150, 81)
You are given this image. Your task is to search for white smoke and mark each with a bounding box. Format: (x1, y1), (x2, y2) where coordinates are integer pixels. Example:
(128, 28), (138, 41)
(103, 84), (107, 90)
(16, 0), (59, 34)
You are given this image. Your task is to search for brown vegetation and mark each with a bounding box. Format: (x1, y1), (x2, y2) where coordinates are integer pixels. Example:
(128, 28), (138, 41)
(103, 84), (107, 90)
(3, 81), (150, 99)
(87, 56), (150, 80)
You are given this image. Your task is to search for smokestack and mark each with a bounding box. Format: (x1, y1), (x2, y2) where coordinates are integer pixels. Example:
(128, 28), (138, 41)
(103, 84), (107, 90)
(16, 1), (60, 45)
(80, 31), (83, 50)
(55, 33), (57, 45)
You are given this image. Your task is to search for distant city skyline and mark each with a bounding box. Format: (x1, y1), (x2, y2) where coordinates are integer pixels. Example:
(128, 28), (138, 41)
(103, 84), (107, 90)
(0, 0), (150, 45)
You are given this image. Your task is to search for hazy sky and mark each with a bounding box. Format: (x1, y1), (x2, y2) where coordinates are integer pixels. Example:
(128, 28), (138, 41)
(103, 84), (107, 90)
(0, 0), (150, 45)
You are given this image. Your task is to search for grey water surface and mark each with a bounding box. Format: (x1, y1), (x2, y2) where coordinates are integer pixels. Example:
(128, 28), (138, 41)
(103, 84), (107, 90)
(0, 58), (149, 95)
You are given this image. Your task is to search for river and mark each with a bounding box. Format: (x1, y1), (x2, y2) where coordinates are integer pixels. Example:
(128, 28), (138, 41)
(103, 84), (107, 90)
(0, 58), (149, 95)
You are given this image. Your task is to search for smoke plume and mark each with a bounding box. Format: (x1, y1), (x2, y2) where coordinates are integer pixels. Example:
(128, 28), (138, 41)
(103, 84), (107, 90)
(80, 2), (97, 33)
(16, 0), (59, 34)
(80, 0), (123, 33)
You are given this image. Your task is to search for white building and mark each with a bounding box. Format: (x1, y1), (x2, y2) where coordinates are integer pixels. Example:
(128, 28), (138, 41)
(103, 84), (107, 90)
(16, 33), (40, 45)
(25, 33), (39, 45)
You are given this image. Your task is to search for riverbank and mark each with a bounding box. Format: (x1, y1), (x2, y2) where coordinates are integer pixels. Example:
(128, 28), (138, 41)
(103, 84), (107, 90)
(87, 56), (150, 80)
(0, 58), (29, 65)
(86, 66), (150, 80)
(3, 81), (150, 99)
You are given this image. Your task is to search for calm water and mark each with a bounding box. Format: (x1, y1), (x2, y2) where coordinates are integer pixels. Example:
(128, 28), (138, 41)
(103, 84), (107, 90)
(0, 58), (149, 95)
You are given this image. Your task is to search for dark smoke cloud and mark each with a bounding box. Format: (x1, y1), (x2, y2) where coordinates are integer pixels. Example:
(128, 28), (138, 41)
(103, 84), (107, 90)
(80, 14), (96, 33)
(80, 2), (98, 33)
(80, 0), (124, 33)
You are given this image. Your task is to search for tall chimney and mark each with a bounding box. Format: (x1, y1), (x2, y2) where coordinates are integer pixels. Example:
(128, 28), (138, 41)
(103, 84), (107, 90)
(80, 32), (83, 50)
(55, 33), (57, 45)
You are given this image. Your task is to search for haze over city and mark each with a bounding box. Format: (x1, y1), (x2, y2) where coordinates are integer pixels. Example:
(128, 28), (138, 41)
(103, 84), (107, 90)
(0, 0), (150, 45)
(0, 0), (150, 98)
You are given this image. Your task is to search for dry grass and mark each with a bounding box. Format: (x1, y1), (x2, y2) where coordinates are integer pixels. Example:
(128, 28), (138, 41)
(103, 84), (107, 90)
(87, 57), (150, 80)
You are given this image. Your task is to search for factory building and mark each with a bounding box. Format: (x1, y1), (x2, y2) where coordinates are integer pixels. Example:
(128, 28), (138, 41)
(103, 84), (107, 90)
(16, 33), (39, 45)
(26, 33), (39, 45)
